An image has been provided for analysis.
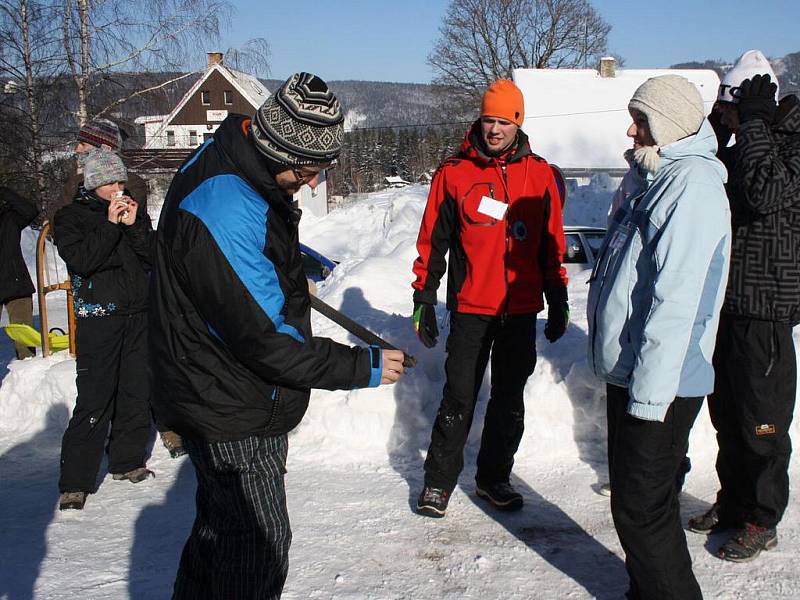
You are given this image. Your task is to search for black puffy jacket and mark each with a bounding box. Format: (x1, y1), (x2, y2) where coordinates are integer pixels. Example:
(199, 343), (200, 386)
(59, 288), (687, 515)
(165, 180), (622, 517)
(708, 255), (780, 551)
(53, 188), (152, 318)
(722, 94), (800, 323)
(150, 114), (381, 443)
(0, 188), (38, 304)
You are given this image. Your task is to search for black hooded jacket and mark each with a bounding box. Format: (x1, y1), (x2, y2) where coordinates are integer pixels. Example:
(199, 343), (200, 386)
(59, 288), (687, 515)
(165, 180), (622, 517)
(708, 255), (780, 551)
(53, 188), (152, 318)
(721, 94), (800, 322)
(0, 188), (38, 304)
(149, 114), (381, 442)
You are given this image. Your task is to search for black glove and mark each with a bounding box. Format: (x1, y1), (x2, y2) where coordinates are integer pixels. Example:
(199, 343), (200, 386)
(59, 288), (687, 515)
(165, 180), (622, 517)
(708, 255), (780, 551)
(707, 102), (733, 149)
(737, 74), (778, 124)
(544, 286), (569, 343)
(413, 302), (439, 348)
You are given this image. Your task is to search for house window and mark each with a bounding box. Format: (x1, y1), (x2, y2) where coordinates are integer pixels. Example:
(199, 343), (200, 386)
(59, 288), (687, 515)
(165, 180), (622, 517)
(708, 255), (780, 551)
(166, 130), (175, 146)
(189, 130), (198, 146)
(224, 90), (233, 105)
(201, 90), (210, 105)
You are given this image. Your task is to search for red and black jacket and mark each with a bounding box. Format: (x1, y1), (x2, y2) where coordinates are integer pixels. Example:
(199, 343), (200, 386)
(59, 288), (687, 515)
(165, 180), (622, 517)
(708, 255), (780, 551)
(412, 121), (567, 315)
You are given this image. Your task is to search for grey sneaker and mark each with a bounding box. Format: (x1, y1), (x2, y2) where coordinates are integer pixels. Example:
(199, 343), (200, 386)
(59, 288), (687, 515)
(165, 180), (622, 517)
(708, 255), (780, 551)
(718, 523), (778, 562)
(416, 486), (451, 518)
(112, 467), (154, 483)
(59, 491), (87, 511)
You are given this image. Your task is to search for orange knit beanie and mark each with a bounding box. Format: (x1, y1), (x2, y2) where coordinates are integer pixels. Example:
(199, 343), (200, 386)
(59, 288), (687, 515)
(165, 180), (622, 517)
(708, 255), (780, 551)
(481, 80), (524, 126)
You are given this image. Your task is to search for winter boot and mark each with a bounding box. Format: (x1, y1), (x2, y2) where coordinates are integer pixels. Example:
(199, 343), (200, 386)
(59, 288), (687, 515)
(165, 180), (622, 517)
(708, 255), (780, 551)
(687, 503), (734, 534)
(59, 491), (87, 511)
(416, 486), (451, 518)
(718, 523), (778, 562)
(112, 467), (155, 483)
(160, 430), (186, 458)
(476, 481), (523, 511)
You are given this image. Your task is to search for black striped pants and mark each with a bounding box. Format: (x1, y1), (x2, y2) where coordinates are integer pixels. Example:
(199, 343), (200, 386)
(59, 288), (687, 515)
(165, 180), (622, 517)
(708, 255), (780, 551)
(174, 434), (291, 600)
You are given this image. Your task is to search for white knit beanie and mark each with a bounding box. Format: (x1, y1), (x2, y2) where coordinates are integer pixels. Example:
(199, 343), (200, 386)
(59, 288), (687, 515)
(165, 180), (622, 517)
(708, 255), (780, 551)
(719, 50), (779, 104)
(628, 75), (705, 147)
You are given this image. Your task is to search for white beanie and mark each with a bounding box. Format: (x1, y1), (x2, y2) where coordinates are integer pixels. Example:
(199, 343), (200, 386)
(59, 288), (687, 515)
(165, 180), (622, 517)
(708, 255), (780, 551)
(628, 75), (705, 147)
(719, 50), (779, 104)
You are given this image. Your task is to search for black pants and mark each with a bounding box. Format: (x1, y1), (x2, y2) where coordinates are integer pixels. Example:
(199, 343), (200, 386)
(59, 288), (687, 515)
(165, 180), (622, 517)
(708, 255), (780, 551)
(59, 313), (152, 492)
(174, 434), (291, 600)
(424, 312), (537, 491)
(709, 314), (796, 529)
(607, 384), (703, 600)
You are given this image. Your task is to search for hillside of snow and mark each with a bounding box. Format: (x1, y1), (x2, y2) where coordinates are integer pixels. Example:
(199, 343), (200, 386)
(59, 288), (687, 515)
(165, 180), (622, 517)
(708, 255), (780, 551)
(1, 182), (799, 599)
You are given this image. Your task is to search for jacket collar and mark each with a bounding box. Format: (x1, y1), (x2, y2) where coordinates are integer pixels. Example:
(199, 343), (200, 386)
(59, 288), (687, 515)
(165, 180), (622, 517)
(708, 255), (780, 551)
(212, 115), (296, 221)
(460, 119), (532, 165)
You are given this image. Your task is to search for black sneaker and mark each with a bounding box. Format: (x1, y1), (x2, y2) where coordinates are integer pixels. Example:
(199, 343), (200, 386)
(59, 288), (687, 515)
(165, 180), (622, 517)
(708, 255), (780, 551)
(718, 523), (778, 563)
(416, 486), (450, 518)
(687, 503), (733, 534)
(475, 481), (523, 511)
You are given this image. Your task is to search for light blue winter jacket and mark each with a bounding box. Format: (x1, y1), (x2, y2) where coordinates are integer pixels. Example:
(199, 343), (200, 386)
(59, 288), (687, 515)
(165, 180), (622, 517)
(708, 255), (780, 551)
(587, 119), (732, 422)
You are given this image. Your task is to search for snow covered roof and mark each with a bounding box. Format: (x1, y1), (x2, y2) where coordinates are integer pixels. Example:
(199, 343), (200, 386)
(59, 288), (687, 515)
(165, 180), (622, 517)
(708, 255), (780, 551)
(512, 68), (721, 170)
(144, 63), (270, 137)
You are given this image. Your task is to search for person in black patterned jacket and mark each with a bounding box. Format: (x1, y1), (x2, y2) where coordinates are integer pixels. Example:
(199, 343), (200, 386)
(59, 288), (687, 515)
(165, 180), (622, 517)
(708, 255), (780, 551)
(688, 50), (800, 563)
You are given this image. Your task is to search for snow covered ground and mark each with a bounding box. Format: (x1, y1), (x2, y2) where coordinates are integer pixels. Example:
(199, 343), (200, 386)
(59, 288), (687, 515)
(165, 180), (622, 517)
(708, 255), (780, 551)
(1, 182), (799, 599)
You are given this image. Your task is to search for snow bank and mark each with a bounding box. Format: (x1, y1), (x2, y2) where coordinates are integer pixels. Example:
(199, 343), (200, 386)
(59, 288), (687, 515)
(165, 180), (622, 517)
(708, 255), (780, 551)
(3, 182), (798, 469)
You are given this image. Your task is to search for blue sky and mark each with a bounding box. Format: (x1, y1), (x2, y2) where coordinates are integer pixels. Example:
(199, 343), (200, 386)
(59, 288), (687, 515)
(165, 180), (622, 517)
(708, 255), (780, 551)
(223, 1), (800, 82)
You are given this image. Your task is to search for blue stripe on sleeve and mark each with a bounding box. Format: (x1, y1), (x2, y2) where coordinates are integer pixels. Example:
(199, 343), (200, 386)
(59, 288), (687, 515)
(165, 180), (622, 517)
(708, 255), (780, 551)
(179, 174), (305, 343)
(368, 345), (382, 388)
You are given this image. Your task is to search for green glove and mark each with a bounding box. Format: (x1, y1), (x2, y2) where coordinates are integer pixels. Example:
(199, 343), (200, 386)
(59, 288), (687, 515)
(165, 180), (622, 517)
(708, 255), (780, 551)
(413, 302), (438, 348)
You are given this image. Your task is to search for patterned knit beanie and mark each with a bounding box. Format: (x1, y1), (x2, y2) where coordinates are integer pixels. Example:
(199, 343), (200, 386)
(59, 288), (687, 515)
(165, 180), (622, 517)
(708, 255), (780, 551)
(719, 50), (780, 104)
(83, 149), (127, 191)
(78, 118), (122, 152)
(481, 79), (525, 126)
(628, 75), (705, 147)
(251, 72), (344, 166)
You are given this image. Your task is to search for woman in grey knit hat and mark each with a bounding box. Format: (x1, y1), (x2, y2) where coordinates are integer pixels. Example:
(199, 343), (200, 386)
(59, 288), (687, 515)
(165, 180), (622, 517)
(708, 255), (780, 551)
(53, 149), (156, 511)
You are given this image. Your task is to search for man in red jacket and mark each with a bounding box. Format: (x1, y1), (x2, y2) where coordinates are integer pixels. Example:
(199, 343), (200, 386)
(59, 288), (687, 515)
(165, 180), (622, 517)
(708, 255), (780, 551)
(412, 79), (568, 517)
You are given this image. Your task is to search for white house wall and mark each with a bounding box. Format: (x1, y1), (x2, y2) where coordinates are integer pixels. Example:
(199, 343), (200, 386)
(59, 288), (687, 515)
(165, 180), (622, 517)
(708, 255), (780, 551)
(512, 68), (720, 170)
(144, 123), (220, 150)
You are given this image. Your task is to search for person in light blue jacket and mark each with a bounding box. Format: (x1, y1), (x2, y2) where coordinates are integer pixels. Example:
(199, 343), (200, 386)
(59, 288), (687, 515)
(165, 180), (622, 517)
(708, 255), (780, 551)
(587, 75), (731, 600)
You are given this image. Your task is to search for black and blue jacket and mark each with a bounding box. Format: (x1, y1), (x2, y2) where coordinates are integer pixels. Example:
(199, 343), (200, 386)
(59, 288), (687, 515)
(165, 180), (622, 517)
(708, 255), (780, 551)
(53, 188), (152, 318)
(150, 114), (382, 442)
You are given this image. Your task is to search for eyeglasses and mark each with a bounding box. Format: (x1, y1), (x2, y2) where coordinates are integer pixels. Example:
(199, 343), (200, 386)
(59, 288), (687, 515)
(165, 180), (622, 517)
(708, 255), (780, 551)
(290, 161), (335, 185)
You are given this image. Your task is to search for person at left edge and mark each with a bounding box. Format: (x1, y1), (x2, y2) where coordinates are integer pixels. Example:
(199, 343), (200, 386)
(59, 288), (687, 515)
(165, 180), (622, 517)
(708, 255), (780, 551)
(0, 187), (38, 359)
(150, 72), (404, 599)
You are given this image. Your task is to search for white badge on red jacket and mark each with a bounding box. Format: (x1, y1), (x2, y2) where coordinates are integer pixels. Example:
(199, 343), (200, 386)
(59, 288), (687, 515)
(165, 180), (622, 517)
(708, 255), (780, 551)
(477, 196), (507, 220)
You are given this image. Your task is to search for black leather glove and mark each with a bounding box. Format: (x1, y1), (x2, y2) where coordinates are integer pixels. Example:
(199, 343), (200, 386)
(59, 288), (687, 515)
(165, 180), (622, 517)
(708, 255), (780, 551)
(708, 102), (733, 149)
(413, 302), (439, 348)
(737, 74), (778, 124)
(544, 286), (569, 343)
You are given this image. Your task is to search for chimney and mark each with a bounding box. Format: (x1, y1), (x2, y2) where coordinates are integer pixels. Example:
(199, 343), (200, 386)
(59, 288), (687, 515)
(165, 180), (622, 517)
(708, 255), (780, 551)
(207, 52), (223, 67)
(599, 56), (616, 78)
